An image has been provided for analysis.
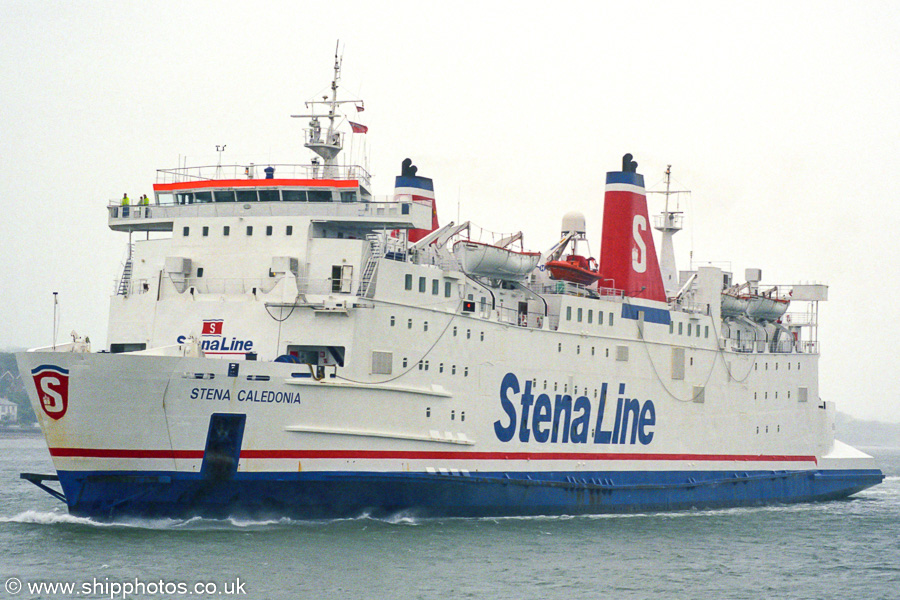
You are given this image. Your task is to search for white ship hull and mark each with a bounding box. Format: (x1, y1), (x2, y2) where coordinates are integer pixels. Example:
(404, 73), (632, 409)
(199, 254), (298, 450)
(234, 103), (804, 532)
(19, 297), (882, 518)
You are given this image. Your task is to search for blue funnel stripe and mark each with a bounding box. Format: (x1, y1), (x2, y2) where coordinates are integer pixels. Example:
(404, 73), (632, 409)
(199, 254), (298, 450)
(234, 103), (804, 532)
(606, 171), (645, 188)
(394, 175), (434, 191)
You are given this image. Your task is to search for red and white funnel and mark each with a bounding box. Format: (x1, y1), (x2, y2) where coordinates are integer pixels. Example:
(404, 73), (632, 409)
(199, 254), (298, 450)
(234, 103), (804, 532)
(394, 159), (438, 243)
(599, 154), (667, 301)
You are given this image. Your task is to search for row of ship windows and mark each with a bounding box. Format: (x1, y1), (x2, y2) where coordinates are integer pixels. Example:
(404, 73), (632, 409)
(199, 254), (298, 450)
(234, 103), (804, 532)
(165, 190), (353, 204)
(670, 321), (709, 338)
(756, 361), (801, 371)
(565, 306), (615, 326)
(425, 407), (466, 421)
(405, 359), (470, 377)
(564, 306), (712, 340)
(404, 274), (454, 298)
(182, 225), (294, 237)
(390, 316), (485, 341)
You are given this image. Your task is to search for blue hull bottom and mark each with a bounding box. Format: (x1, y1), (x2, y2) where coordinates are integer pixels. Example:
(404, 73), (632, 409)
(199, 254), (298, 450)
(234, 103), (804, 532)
(54, 468), (886, 520)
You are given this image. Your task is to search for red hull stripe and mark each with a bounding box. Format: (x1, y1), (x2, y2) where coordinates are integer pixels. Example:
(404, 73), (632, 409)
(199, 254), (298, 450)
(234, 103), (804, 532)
(48, 447), (817, 464)
(153, 179), (359, 192)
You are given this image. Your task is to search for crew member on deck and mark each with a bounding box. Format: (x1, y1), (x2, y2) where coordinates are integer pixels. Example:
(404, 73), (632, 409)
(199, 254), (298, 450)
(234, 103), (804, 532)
(121, 193), (130, 217)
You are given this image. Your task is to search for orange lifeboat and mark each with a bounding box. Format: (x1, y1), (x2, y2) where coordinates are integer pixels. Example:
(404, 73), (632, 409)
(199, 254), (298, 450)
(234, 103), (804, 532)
(545, 255), (602, 286)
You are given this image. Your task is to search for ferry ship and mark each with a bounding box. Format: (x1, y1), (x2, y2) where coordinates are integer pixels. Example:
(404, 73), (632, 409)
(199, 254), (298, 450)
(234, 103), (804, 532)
(19, 51), (884, 519)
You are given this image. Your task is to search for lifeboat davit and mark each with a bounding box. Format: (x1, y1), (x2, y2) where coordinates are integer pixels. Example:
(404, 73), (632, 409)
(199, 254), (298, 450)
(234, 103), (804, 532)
(545, 255), (602, 286)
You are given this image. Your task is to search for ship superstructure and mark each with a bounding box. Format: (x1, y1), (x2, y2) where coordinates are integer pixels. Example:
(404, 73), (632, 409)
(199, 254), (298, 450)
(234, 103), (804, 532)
(18, 52), (883, 519)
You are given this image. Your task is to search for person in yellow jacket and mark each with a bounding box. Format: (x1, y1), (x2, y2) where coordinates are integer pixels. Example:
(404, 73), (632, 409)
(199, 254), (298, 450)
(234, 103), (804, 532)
(121, 193), (130, 217)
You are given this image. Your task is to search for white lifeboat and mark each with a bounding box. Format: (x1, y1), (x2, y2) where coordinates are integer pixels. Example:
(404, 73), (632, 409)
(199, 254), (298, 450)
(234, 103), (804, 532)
(453, 240), (540, 280)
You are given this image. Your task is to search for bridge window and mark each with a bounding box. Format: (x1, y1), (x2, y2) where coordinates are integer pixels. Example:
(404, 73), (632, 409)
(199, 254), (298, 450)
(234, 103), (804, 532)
(282, 190), (305, 202)
(236, 190), (257, 202)
(195, 191), (213, 203)
(258, 190), (279, 202)
(308, 190), (331, 203)
(340, 191), (356, 202)
(177, 192), (193, 205)
(214, 191), (235, 202)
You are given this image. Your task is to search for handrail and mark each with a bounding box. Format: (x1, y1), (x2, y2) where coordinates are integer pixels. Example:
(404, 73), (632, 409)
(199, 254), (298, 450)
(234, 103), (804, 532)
(155, 163), (372, 184)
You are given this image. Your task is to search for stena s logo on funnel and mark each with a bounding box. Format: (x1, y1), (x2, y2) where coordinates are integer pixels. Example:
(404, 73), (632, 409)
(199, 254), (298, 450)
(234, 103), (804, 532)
(31, 365), (69, 420)
(632, 215), (648, 273)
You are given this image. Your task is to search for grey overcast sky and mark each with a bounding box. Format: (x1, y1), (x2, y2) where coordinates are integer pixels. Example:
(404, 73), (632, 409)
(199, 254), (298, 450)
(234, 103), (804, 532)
(1, 1), (898, 421)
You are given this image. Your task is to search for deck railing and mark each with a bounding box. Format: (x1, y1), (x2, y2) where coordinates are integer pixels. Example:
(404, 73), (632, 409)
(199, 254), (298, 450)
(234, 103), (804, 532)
(155, 163), (371, 185)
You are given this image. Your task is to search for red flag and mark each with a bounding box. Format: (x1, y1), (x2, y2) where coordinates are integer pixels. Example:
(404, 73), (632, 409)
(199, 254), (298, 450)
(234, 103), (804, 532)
(349, 121), (368, 134)
(356, 104), (365, 112)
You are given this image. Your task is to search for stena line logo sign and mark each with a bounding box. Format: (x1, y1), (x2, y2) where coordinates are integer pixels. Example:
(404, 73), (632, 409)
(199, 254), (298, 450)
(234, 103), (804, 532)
(176, 319), (255, 354)
(494, 373), (656, 445)
(31, 365), (70, 420)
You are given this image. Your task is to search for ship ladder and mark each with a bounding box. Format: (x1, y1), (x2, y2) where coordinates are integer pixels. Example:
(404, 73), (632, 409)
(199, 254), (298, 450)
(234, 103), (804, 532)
(116, 243), (135, 296)
(357, 235), (382, 297)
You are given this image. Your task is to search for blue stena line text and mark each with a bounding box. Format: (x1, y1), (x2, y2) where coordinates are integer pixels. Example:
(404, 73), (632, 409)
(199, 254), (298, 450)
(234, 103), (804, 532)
(176, 335), (254, 352)
(493, 373), (656, 445)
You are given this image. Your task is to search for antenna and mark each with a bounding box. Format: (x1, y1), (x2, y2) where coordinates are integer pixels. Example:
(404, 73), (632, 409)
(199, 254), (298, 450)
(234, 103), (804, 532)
(215, 144), (227, 178)
(52, 292), (59, 350)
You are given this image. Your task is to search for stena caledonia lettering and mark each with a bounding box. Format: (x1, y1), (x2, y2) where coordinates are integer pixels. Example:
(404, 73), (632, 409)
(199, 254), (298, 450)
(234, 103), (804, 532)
(18, 46), (883, 519)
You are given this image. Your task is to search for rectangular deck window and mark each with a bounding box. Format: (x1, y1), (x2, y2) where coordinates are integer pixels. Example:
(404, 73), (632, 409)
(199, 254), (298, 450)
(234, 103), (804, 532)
(286, 225), (293, 235)
(418, 277), (426, 293)
(432, 279), (439, 295)
(405, 274), (413, 290)
(246, 226), (253, 236)
(444, 281), (452, 297)
(223, 226), (230, 236)
(282, 190), (305, 202)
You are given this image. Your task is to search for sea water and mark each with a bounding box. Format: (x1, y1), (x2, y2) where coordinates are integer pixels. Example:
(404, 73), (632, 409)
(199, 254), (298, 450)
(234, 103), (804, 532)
(1, 433), (898, 600)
